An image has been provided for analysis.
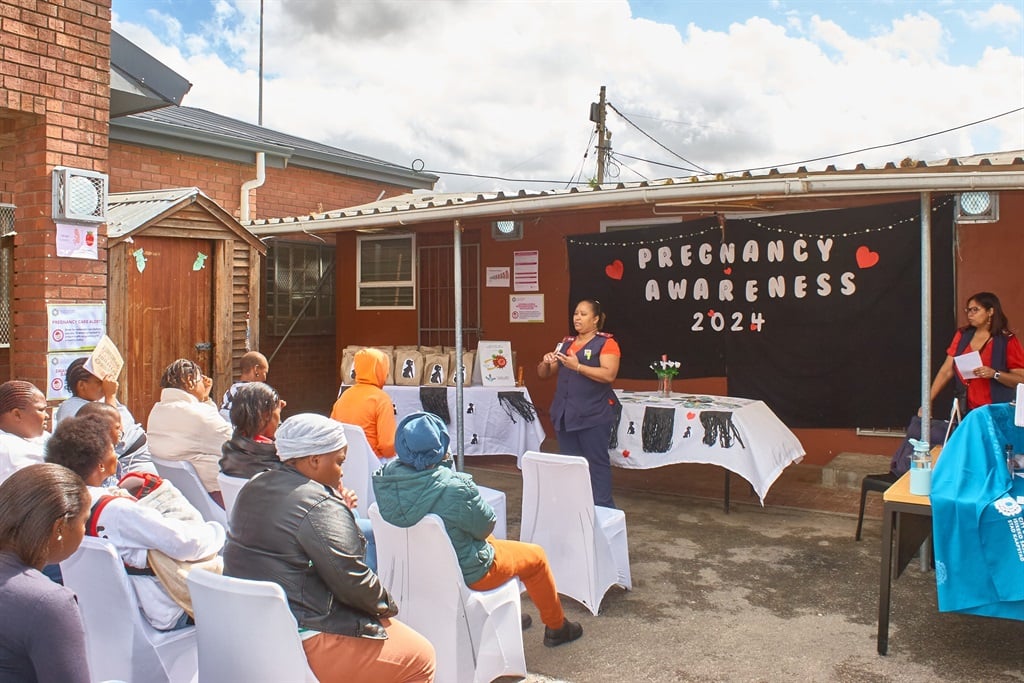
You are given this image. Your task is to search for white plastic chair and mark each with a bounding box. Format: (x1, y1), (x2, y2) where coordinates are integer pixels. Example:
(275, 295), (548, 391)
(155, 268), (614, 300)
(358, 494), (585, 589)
(216, 471), (249, 518)
(477, 485), (507, 540)
(60, 536), (198, 683)
(151, 456), (228, 527)
(186, 568), (318, 682)
(519, 450), (631, 616)
(340, 423), (381, 510)
(368, 503), (526, 683)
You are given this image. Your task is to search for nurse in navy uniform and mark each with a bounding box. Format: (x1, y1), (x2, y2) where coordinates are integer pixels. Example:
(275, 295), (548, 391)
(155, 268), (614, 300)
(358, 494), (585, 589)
(537, 299), (621, 508)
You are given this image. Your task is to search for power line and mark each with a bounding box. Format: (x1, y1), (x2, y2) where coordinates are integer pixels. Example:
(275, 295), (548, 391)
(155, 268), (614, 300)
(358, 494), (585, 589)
(607, 101), (711, 174)
(716, 106), (1024, 175)
(567, 128), (597, 188)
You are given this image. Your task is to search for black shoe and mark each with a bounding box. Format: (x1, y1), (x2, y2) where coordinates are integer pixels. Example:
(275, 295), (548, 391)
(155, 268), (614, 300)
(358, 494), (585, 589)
(543, 619), (583, 647)
(521, 613), (532, 630)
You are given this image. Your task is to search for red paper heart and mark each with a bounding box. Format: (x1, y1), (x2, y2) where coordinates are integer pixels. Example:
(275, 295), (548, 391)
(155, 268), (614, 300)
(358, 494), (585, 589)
(750, 323), (757, 331)
(723, 267), (732, 275)
(856, 246), (879, 269)
(686, 411), (696, 419)
(708, 309), (715, 316)
(622, 450), (630, 458)
(604, 259), (624, 280)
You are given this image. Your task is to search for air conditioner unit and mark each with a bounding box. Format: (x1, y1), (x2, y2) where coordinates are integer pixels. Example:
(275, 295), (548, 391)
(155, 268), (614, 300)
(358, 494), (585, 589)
(954, 191), (999, 224)
(52, 167), (108, 223)
(491, 220), (523, 241)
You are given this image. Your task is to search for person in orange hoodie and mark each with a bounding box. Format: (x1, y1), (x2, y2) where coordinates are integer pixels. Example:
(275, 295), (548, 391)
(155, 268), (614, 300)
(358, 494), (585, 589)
(331, 349), (396, 460)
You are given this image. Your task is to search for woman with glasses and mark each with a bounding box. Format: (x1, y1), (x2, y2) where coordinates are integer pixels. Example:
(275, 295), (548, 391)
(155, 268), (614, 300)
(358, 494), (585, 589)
(926, 292), (1024, 414)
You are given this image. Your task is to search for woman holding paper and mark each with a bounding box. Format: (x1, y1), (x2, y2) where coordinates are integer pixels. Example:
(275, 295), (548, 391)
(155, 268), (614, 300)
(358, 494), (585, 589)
(926, 292), (1024, 414)
(537, 298), (621, 508)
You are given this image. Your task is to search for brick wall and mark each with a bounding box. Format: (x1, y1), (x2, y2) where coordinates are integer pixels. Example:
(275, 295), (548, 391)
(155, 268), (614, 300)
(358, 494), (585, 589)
(110, 142), (413, 220)
(261, 332), (339, 418)
(0, 0), (112, 387)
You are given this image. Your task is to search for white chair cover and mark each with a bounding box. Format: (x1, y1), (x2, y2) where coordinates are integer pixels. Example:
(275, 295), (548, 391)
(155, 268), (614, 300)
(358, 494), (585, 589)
(340, 423), (382, 510)
(519, 450), (632, 616)
(216, 471), (249, 519)
(368, 503), (526, 683)
(186, 568), (318, 682)
(60, 536), (198, 683)
(151, 456), (228, 527)
(477, 485), (507, 540)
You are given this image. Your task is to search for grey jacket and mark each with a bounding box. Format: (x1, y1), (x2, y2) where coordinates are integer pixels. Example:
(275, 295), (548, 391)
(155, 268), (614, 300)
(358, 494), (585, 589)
(223, 466), (397, 638)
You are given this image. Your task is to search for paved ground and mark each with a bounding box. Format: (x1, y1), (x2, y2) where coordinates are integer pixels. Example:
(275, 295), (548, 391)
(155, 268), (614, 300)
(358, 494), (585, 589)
(466, 466), (1024, 683)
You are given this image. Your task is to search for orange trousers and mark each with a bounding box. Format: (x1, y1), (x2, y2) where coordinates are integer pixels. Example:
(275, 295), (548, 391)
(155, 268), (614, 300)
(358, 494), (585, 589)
(469, 538), (566, 629)
(302, 617), (436, 683)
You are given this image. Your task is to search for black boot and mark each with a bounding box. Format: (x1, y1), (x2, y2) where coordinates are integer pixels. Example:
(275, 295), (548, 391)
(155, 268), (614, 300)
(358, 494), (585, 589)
(543, 619), (583, 647)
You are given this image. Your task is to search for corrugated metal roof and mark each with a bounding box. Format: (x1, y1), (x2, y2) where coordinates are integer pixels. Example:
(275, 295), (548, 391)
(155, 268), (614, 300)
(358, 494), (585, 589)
(106, 187), (203, 238)
(247, 150), (1024, 235)
(111, 106), (437, 189)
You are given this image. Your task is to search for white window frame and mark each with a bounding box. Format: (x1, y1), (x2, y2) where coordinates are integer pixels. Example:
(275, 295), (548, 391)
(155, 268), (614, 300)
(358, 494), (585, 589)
(357, 233), (417, 310)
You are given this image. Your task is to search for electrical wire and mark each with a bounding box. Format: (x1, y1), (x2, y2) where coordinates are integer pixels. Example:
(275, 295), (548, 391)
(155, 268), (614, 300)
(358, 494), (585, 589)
(715, 106), (1024, 175)
(567, 128), (598, 188)
(607, 101), (711, 174)
(608, 152), (651, 181)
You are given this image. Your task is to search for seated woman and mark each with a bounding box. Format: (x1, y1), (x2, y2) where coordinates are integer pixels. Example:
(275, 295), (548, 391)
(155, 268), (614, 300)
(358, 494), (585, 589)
(219, 382), (285, 479)
(373, 412), (583, 648)
(147, 359), (232, 505)
(54, 357), (155, 475)
(221, 384), (377, 571)
(331, 348), (396, 459)
(0, 463), (92, 683)
(45, 415), (225, 631)
(225, 414), (435, 683)
(0, 381), (50, 485)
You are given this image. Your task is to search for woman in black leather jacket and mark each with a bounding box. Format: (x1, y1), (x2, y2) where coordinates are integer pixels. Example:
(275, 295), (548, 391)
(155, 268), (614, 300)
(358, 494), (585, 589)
(223, 413), (435, 683)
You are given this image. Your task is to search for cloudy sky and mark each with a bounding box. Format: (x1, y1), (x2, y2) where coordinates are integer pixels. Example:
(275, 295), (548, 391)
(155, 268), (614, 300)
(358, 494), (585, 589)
(112, 0), (1024, 193)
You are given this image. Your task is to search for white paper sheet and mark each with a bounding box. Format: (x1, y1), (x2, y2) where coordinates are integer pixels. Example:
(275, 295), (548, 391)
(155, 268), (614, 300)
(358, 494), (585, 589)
(953, 350), (983, 378)
(1016, 383), (1024, 427)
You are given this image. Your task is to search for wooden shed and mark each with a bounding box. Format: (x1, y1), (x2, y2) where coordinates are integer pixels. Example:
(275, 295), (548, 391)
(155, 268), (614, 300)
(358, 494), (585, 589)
(106, 188), (266, 421)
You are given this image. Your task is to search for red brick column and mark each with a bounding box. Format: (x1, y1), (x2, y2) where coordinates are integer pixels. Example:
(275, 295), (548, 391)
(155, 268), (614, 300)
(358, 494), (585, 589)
(1, 0), (112, 387)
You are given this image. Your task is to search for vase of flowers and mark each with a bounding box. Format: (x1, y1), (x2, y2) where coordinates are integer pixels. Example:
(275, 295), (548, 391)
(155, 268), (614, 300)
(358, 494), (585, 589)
(650, 356), (680, 397)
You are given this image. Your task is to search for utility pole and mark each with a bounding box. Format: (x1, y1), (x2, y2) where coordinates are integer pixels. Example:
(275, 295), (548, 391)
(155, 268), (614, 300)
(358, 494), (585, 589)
(589, 85), (611, 185)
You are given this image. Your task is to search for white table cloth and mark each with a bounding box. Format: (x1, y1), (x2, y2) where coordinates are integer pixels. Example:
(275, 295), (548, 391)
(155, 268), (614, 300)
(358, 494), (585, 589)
(383, 385), (546, 462)
(610, 390), (805, 503)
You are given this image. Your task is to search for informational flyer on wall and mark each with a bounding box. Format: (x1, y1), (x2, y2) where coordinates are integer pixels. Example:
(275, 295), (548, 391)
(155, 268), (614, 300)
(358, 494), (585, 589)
(510, 294), (544, 323)
(45, 352), (85, 400)
(513, 250), (539, 291)
(46, 303), (106, 352)
(55, 222), (99, 259)
(486, 267), (511, 287)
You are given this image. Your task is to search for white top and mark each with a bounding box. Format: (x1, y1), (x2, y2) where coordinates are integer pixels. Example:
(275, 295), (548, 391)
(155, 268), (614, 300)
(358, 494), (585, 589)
(218, 381), (247, 423)
(0, 430), (49, 485)
(87, 485), (225, 630)
(147, 388), (233, 492)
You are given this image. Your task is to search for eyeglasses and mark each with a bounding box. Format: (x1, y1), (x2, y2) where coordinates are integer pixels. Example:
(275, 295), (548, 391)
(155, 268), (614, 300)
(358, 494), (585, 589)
(964, 306), (983, 314)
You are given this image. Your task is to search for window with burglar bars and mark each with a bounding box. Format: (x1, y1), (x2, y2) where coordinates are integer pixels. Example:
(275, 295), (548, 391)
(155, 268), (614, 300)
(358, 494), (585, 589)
(417, 241), (481, 348)
(264, 240), (336, 336)
(0, 204), (15, 348)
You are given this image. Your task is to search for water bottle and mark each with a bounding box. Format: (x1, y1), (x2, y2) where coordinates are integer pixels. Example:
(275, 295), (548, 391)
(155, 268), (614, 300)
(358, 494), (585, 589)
(908, 438), (932, 496)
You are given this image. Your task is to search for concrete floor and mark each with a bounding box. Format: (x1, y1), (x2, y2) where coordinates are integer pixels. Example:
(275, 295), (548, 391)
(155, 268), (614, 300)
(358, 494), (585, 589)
(466, 466), (1024, 683)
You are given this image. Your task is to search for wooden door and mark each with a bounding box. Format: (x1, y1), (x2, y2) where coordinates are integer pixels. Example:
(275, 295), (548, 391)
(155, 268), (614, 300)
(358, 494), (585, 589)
(125, 235), (215, 422)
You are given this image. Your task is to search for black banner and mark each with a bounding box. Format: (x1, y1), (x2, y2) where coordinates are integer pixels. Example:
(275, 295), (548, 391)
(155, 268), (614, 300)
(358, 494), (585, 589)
(566, 199), (954, 428)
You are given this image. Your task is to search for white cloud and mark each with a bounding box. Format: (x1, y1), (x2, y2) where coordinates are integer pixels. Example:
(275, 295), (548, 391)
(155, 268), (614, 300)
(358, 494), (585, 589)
(113, 0), (1024, 196)
(962, 2), (1023, 32)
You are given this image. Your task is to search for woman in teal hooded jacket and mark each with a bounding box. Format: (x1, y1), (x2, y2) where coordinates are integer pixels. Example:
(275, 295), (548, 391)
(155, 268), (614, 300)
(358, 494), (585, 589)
(372, 412), (583, 648)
